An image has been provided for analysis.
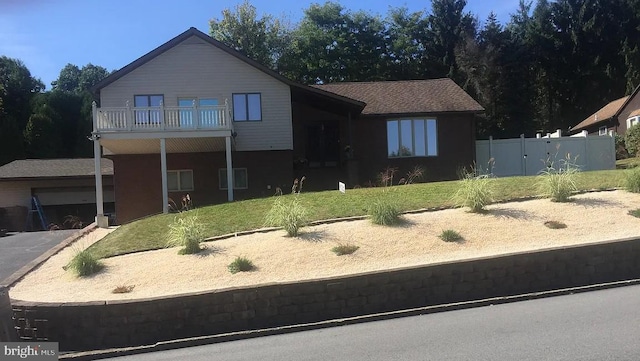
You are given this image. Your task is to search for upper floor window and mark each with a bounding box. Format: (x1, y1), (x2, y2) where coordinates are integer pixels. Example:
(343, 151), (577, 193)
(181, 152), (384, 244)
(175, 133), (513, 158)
(387, 119), (438, 157)
(233, 93), (261, 121)
(134, 94), (163, 123)
(628, 116), (640, 130)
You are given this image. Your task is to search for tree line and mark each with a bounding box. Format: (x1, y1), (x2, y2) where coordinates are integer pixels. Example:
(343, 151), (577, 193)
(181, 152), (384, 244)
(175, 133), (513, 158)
(0, 60), (111, 165)
(211, 0), (640, 137)
(2, 0), (639, 166)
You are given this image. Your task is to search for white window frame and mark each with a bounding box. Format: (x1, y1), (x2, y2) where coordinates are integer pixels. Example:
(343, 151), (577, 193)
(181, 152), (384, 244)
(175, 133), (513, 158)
(219, 168), (248, 190)
(599, 126), (608, 136)
(167, 170), (194, 192)
(232, 93), (262, 121)
(627, 116), (640, 129)
(387, 118), (438, 158)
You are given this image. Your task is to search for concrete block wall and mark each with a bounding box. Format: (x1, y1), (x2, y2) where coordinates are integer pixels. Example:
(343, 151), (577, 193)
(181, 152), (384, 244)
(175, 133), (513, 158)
(12, 237), (640, 351)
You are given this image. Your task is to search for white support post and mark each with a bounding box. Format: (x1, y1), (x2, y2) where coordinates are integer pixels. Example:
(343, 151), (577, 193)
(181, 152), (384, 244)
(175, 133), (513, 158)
(225, 136), (234, 202)
(93, 134), (108, 228)
(160, 138), (169, 214)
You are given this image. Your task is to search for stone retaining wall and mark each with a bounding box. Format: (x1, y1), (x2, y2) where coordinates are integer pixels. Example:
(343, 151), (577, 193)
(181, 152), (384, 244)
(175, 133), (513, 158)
(12, 237), (640, 351)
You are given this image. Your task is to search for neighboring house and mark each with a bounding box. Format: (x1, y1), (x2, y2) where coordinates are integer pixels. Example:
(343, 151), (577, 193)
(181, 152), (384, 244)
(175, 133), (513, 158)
(91, 27), (483, 225)
(571, 85), (640, 136)
(0, 159), (114, 231)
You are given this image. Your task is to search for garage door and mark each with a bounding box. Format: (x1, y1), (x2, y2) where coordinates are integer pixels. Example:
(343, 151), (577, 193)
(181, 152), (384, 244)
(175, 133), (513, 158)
(33, 186), (115, 206)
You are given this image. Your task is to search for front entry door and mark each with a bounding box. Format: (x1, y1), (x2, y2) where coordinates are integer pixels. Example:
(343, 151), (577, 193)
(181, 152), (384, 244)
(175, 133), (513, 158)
(307, 124), (340, 168)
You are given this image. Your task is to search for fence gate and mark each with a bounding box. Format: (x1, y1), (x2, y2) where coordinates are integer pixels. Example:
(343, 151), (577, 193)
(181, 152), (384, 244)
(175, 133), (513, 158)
(475, 134), (615, 177)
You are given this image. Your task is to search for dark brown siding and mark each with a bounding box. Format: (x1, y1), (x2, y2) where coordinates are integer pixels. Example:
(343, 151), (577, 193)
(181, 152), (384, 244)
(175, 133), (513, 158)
(111, 150), (292, 224)
(351, 114), (476, 185)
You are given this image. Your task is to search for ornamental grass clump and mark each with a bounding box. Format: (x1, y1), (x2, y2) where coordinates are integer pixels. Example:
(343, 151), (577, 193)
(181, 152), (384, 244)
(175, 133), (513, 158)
(67, 248), (104, 277)
(331, 243), (360, 256)
(368, 195), (401, 225)
(537, 155), (579, 202)
(228, 256), (255, 274)
(265, 197), (309, 237)
(439, 229), (463, 242)
(453, 167), (494, 213)
(625, 165), (640, 193)
(166, 213), (206, 255)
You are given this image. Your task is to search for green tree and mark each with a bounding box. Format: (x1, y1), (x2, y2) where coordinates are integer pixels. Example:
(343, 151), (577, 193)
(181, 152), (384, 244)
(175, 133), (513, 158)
(282, 2), (388, 83)
(209, 0), (290, 69)
(0, 56), (44, 165)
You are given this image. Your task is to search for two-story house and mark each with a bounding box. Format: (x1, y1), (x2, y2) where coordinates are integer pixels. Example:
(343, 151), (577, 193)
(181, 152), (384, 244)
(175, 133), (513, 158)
(571, 84), (640, 136)
(91, 28), (483, 225)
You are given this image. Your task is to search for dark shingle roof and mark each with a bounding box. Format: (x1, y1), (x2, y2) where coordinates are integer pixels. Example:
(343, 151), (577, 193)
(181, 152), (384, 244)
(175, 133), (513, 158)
(0, 159), (113, 179)
(314, 79), (484, 115)
(572, 96), (629, 132)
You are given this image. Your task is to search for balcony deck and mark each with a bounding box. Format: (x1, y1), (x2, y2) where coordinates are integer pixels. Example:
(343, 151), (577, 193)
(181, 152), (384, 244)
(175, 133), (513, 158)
(94, 104), (232, 133)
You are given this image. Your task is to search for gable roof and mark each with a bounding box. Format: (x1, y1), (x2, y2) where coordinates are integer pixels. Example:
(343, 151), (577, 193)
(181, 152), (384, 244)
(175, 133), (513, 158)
(572, 96), (630, 131)
(0, 159), (113, 180)
(313, 79), (484, 115)
(92, 27), (365, 112)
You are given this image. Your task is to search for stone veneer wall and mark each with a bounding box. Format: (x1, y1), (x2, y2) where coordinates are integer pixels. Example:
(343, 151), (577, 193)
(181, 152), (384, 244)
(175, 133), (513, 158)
(12, 237), (640, 351)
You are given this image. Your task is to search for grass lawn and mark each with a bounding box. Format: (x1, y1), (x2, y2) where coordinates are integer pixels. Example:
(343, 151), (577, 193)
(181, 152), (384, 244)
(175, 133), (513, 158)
(88, 169), (626, 259)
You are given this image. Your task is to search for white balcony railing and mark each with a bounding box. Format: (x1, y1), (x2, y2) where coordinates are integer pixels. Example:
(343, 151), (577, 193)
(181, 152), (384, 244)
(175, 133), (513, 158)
(93, 101), (231, 132)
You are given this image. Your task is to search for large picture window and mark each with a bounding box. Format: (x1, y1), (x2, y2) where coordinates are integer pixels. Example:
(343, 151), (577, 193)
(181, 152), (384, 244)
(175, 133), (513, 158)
(167, 170), (194, 191)
(387, 119), (437, 157)
(232, 93), (261, 121)
(219, 168), (248, 190)
(134, 94), (164, 124)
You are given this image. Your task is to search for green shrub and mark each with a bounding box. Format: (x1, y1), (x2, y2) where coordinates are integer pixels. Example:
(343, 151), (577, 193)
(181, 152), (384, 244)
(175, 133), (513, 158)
(615, 134), (629, 160)
(544, 220), (567, 229)
(368, 196), (400, 225)
(331, 244), (360, 255)
(453, 168), (493, 213)
(67, 249), (104, 277)
(166, 213), (205, 254)
(628, 209), (640, 218)
(625, 166), (640, 193)
(265, 197), (308, 237)
(625, 125), (640, 157)
(537, 155), (579, 202)
(228, 256), (255, 274)
(439, 229), (463, 242)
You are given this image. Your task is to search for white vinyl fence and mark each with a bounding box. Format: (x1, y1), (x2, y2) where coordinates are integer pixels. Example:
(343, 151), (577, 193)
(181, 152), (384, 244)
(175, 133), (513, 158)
(475, 134), (615, 177)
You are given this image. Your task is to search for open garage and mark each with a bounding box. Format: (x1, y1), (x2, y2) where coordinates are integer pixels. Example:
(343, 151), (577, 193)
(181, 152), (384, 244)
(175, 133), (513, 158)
(0, 159), (114, 231)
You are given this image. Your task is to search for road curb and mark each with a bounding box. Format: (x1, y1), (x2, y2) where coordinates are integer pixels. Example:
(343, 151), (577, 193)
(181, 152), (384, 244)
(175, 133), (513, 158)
(59, 277), (640, 360)
(1, 223), (97, 288)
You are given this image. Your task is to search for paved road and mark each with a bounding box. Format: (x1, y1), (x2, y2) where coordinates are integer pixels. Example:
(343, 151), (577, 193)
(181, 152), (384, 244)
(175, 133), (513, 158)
(0, 230), (77, 283)
(107, 284), (640, 361)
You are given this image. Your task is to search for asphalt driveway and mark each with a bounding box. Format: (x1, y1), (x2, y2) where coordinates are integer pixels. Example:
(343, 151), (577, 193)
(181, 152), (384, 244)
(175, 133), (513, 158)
(0, 230), (77, 284)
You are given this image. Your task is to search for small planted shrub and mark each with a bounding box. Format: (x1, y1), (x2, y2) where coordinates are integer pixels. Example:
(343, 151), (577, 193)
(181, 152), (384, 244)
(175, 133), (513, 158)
(544, 220), (567, 229)
(439, 229), (463, 242)
(625, 124), (640, 157)
(228, 256), (255, 274)
(166, 213), (205, 255)
(67, 249), (104, 277)
(625, 166), (640, 193)
(112, 285), (135, 294)
(537, 155), (579, 202)
(265, 197), (309, 237)
(368, 196), (400, 225)
(628, 209), (640, 218)
(331, 243), (360, 256)
(453, 167), (493, 213)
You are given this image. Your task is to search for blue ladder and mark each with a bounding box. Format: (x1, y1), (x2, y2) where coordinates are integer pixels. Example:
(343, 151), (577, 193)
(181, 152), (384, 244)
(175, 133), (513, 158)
(25, 196), (48, 231)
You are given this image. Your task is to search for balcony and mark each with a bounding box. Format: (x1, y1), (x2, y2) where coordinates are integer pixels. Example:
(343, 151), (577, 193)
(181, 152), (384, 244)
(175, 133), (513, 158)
(93, 102), (232, 133)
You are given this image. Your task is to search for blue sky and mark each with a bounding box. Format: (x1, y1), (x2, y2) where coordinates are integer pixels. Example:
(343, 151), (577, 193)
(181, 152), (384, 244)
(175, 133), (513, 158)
(0, 0), (521, 88)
